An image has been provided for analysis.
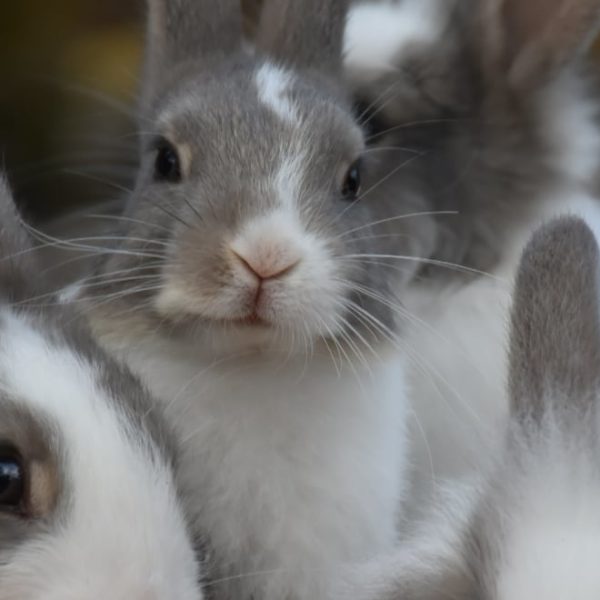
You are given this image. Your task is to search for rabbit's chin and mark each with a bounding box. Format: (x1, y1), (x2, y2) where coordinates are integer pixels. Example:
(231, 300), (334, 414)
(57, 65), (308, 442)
(157, 313), (339, 359)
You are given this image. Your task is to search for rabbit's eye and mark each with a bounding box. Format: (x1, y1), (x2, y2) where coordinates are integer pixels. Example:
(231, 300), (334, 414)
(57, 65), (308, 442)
(341, 160), (361, 201)
(0, 451), (24, 511)
(154, 141), (182, 183)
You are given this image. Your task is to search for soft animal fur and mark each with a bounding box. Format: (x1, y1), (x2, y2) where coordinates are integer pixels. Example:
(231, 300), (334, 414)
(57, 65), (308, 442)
(78, 1), (415, 598)
(0, 176), (203, 599)
(335, 216), (600, 600)
(343, 0), (600, 509)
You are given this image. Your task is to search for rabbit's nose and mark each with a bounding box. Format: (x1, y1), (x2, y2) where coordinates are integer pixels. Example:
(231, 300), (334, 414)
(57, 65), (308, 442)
(229, 210), (305, 282)
(231, 248), (300, 281)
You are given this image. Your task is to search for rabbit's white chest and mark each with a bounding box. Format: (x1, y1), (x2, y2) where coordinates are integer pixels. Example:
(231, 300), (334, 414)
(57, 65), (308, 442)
(119, 342), (408, 600)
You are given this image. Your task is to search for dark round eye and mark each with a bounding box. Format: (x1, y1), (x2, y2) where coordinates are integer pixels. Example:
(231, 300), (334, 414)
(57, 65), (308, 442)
(154, 141), (182, 183)
(341, 160), (362, 201)
(0, 451), (24, 511)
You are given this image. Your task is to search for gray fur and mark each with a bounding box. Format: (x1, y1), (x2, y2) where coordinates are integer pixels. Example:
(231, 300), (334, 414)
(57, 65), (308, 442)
(0, 178), (200, 581)
(344, 216), (600, 599)
(352, 0), (600, 273)
(145, 0), (242, 105)
(0, 401), (67, 567)
(0, 177), (180, 473)
(85, 0), (438, 345)
(509, 217), (600, 419)
(257, 0), (350, 71)
(0, 176), (43, 303)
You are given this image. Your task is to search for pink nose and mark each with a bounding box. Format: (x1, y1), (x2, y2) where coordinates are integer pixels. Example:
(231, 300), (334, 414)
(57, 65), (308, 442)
(232, 249), (299, 281)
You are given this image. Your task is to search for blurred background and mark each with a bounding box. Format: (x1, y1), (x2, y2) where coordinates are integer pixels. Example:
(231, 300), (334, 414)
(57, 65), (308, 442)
(0, 1), (266, 224)
(1, 1), (599, 223)
(1, 1), (144, 222)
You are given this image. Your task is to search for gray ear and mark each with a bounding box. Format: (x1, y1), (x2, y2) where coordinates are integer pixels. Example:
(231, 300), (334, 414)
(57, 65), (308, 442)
(0, 176), (40, 299)
(145, 0), (242, 97)
(509, 216), (600, 420)
(481, 0), (600, 89)
(256, 0), (349, 73)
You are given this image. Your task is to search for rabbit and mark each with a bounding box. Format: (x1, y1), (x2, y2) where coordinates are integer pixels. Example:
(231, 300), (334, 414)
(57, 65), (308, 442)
(69, 0), (434, 598)
(334, 215), (600, 599)
(0, 175), (204, 599)
(342, 0), (600, 513)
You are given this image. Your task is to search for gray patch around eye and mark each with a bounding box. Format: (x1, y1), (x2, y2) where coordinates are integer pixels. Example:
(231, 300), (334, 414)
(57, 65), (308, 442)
(0, 398), (69, 563)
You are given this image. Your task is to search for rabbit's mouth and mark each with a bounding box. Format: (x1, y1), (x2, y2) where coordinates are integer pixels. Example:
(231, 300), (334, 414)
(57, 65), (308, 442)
(228, 314), (269, 328)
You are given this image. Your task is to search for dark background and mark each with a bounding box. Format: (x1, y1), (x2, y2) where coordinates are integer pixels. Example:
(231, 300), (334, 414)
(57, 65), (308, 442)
(1, 2), (599, 222)
(1, 1), (145, 222)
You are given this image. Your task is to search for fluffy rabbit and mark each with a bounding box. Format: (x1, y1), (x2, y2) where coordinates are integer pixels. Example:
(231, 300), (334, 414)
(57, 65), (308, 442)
(344, 0), (600, 509)
(336, 215), (600, 600)
(0, 175), (203, 599)
(75, 0), (425, 598)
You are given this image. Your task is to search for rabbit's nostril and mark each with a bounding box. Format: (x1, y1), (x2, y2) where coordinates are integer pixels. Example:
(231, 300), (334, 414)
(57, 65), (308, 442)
(231, 249), (300, 281)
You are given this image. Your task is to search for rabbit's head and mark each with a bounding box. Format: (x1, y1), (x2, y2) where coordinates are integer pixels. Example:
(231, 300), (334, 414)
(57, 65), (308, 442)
(85, 0), (438, 357)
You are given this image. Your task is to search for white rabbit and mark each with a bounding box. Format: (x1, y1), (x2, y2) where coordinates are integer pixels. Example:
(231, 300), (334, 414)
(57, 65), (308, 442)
(0, 176), (203, 600)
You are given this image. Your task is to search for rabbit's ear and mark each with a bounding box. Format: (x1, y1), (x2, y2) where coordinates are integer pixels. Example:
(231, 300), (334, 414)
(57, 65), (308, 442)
(509, 217), (600, 421)
(480, 0), (600, 90)
(145, 0), (242, 94)
(0, 176), (39, 296)
(256, 0), (349, 73)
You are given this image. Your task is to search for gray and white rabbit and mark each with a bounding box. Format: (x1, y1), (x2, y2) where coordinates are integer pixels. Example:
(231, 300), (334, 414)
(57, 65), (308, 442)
(344, 0), (600, 508)
(336, 215), (600, 600)
(75, 1), (424, 598)
(0, 175), (203, 599)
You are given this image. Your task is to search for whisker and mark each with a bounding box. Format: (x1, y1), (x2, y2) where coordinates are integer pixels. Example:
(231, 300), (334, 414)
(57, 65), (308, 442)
(340, 254), (503, 281)
(333, 154), (428, 225)
(335, 210), (458, 240)
(365, 117), (471, 144)
(84, 213), (173, 235)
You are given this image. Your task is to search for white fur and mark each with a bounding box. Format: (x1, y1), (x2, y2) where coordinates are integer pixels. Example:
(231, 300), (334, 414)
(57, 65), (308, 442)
(112, 134), (411, 598)
(498, 451), (600, 600)
(99, 332), (408, 600)
(0, 310), (201, 600)
(58, 281), (84, 304)
(156, 164), (352, 344)
(256, 63), (300, 125)
(403, 190), (600, 513)
(544, 74), (600, 185)
(344, 0), (447, 84)
(274, 153), (305, 209)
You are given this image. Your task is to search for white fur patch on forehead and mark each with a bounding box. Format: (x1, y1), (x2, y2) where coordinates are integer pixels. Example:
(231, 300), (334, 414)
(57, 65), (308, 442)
(344, 0), (448, 84)
(274, 152), (306, 210)
(255, 62), (300, 125)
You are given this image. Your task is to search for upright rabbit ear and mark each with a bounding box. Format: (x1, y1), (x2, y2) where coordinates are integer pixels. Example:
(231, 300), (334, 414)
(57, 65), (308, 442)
(144, 0), (242, 98)
(509, 217), (600, 421)
(480, 0), (600, 90)
(0, 176), (40, 300)
(256, 0), (349, 73)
